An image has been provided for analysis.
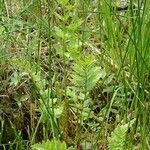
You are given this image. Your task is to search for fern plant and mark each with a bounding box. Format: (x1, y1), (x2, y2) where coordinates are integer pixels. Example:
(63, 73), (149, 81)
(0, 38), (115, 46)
(70, 55), (106, 144)
(10, 57), (60, 138)
(70, 54), (106, 121)
(108, 119), (135, 150)
(71, 55), (106, 94)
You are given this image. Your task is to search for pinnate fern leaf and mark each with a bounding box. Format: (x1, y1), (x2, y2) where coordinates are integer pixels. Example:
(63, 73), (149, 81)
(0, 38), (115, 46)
(71, 55), (106, 92)
(108, 119), (135, 150)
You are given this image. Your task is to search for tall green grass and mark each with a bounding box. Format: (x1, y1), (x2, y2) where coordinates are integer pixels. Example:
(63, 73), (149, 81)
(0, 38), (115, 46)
(98, 0), (150, 149)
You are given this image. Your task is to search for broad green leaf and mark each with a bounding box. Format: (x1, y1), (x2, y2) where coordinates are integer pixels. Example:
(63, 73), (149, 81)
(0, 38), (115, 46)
(57, 0), (69, 6)
(31, 140), (67, 150)
(54, 26), (65, 39)
(0, 26), (5, 35)
(10, 72), (22, 86)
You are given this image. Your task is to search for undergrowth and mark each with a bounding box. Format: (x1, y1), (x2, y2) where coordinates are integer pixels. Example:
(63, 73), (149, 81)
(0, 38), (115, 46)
(0, 0), (150, 149)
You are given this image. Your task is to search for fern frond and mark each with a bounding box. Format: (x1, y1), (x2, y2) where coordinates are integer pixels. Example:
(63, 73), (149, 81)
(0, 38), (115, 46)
(71, 55), (106, 93)
(108, 119), (135, 150)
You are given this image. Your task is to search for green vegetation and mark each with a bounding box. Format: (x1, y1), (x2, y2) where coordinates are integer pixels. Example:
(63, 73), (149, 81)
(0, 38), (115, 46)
(0, 0), (150, 149)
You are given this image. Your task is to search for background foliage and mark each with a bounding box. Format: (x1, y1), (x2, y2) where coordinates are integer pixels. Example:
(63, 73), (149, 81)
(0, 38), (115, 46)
(0, 0), (150, 149)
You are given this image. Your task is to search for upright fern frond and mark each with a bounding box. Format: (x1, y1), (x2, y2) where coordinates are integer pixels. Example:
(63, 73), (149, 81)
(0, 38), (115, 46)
(71, 55), (106, 94)
(108, 119), (135, 150)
